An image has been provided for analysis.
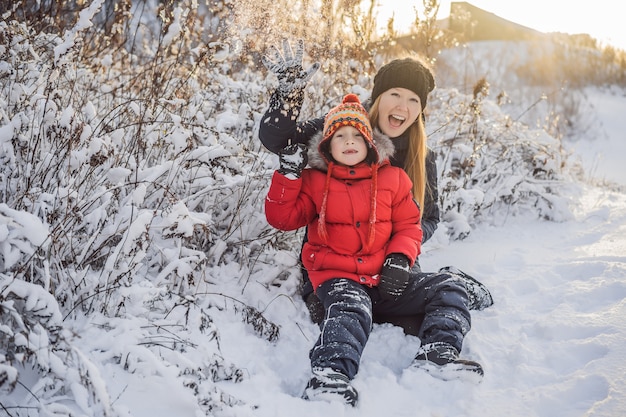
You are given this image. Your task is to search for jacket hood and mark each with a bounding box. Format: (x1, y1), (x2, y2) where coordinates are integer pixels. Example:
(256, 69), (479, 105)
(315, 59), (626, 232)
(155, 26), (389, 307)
(307, 128), (395, 171)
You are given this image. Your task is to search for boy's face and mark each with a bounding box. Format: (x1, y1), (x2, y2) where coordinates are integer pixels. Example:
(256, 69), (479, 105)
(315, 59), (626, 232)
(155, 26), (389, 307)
(329, 126), (368, 167)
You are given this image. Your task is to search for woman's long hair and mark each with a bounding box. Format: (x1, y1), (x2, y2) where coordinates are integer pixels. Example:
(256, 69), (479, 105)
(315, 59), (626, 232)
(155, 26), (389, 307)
(369, 100), (428, 216)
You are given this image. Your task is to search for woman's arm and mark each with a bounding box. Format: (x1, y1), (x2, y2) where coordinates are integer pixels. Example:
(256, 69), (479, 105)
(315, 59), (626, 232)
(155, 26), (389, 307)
(258, 92), (324, 154)
(421, 150), (440, 243)
(259, 40), (322, 154)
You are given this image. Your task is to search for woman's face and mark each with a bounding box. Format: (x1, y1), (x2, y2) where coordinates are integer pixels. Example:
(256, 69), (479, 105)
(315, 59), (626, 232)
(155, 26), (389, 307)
(376, 88), (422, 138)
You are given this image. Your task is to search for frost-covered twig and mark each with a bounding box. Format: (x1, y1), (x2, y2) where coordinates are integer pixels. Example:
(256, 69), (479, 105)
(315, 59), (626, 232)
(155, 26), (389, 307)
(54, 0), (106, 64)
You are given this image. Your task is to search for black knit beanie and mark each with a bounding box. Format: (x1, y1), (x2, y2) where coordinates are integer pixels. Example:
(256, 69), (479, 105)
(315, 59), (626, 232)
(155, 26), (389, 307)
(370, 58), (435, 109)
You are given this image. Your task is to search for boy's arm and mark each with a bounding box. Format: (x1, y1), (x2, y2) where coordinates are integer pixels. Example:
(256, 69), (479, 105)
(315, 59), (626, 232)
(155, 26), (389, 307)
(265, 143), (314, 230)
(265, 171), (316, 231)
(378, 172), (423, 301)
(386, 173), (423, 264)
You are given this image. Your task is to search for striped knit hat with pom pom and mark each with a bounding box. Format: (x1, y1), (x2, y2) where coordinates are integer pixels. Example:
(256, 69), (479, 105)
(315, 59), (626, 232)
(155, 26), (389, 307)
(320, 93), (378, 164)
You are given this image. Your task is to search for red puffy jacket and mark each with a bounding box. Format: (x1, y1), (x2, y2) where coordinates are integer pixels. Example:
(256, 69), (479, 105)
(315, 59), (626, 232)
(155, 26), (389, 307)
(265, 130), (422, 291)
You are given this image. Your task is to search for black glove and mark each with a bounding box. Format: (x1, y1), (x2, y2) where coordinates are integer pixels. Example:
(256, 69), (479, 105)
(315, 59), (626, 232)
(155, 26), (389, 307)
(278, 143), (308, 179)
(261, 39), (320, 97)
(378, 253), (411, 301)
(305, 292), (325, 325)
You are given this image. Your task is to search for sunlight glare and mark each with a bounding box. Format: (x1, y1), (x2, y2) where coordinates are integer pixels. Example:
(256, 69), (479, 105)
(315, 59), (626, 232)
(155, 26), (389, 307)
(373, 0), (625, 50)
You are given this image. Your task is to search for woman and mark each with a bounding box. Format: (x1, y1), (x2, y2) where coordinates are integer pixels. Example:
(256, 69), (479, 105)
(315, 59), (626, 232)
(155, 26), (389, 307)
(259, 41), (490, 397)
(259, 40), (493, 328)
(260, 47), (485, 402)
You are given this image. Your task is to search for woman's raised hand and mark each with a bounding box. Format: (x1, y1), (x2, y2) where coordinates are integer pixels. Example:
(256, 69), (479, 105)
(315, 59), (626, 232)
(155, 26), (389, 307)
(262, 39), (320, 95)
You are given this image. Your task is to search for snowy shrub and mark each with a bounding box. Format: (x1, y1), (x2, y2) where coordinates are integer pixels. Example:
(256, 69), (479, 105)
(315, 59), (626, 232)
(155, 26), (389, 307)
(0, 12), (277, 414)
(0, 277), (115, 416)
(429, 82), (573, 239)
(0, 1), (584, 414)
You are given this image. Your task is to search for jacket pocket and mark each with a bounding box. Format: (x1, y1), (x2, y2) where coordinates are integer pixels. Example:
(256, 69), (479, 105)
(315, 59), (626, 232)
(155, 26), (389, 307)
(302, 245), (327, 271)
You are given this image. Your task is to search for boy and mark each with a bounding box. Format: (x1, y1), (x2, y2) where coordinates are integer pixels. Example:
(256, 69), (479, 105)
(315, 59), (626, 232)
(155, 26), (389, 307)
(265, 94), (423, 405)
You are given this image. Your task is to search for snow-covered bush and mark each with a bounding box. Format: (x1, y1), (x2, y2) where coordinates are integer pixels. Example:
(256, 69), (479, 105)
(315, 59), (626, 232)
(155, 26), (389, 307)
(1, 277), (118, 416)
(429, 81), (573, 239)
(0, 1), (583, 415)
(0, 11), (280, 414)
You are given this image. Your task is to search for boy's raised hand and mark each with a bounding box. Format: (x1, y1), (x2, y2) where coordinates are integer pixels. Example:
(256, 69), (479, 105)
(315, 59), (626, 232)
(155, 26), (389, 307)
(262, 39), (320, 95)
(278, 143), (308, 179)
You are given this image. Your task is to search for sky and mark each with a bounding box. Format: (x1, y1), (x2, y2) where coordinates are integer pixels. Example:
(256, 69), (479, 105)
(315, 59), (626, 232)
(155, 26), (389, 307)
(375, 0), (625, 50)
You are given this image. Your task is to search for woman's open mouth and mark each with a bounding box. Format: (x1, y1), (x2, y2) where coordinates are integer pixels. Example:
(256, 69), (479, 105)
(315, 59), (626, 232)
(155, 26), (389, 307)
(388, 114), (405, 128)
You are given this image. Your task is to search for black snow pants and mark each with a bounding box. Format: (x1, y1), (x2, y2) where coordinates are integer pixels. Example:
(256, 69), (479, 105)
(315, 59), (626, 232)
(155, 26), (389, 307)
(310, 271), (471, 379)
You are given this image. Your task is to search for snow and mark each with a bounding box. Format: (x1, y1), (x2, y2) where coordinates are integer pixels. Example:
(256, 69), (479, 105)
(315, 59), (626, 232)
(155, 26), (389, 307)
(94, 86), (626, 417)
(53, 0), (105, 63)
(573, 88), (626, 186)
(188, 165), (626, 416)
(0, 204), (50, 269)
(2, 16), (626, 417)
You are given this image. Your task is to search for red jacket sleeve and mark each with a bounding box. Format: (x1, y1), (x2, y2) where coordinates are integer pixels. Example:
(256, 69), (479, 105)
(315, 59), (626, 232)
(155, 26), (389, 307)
(265, 171), (317, 231)
(385, 170), (423, 265)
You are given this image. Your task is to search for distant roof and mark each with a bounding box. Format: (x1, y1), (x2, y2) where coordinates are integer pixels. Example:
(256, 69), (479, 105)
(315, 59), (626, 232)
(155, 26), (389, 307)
(449, 1), (543, 41)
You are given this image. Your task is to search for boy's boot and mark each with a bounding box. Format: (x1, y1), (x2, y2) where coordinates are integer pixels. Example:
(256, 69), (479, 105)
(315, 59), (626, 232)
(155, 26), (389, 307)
(302, 367), (358, 406)
(411, 342), (484, 382)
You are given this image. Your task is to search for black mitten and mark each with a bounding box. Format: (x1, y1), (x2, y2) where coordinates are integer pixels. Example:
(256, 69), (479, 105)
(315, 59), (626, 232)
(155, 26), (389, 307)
(278, 143), (308, 179)
(261, 39), (320, 97)
(379, 253), (410, 301)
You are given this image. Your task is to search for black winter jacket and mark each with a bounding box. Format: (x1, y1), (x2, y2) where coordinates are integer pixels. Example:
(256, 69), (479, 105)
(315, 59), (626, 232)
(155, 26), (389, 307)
(259, 91), (440, 243)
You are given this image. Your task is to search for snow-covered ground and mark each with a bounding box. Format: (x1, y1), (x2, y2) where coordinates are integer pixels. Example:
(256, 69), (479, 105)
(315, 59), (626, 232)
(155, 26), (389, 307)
(2, 17), (625, 415)
(227, 87), (626, 417)
(105, 91), (626, 417)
